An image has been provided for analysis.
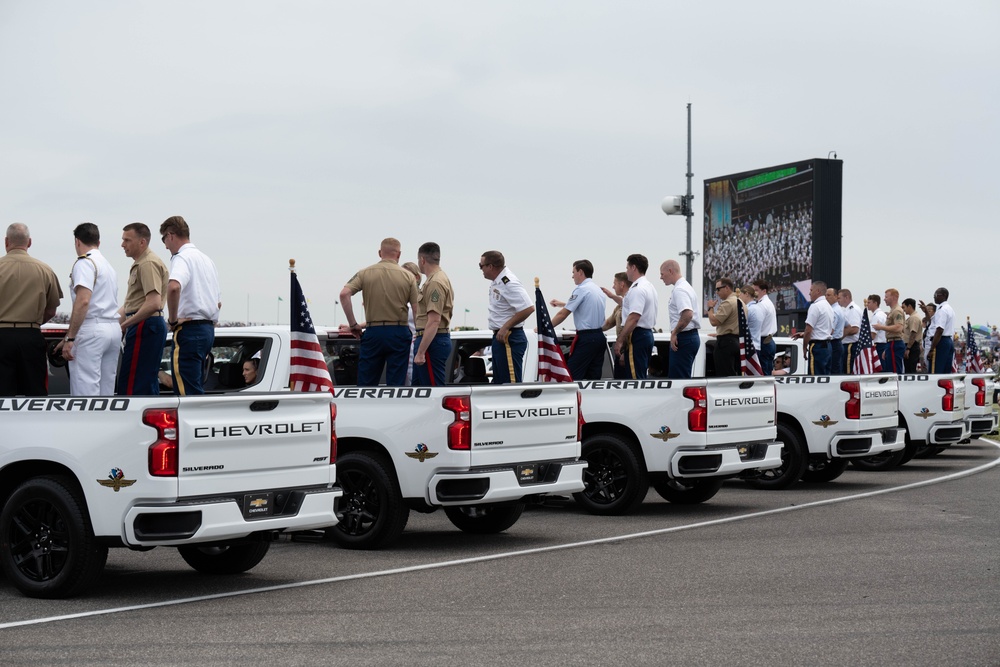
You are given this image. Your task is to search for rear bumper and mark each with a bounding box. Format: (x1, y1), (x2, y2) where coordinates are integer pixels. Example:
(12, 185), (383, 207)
(429, 458), (586, 505)
(927, 420), (967, 445)
(829, 427), (905, 458)
(966, 413), (998, 436)
(123, 486), (342, 546)
(669, 441), (783, 478)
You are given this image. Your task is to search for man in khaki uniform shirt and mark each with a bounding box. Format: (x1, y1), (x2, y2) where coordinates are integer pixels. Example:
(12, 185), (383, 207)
(412, 241), (454, 387)
(875, 288), (906, 374)
(118, 223), (171, 395)
(707, 276), (740, 377)
(0, 223), (63, 396)
(339, 237), (419, 386)
(902, 297), (924, 373)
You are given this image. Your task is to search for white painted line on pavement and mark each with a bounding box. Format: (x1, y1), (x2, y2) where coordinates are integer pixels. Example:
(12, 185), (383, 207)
(3, 441), (998, 630)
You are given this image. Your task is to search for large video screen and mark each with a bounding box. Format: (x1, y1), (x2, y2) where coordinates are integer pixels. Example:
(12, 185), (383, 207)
(703, 158), (842, 329)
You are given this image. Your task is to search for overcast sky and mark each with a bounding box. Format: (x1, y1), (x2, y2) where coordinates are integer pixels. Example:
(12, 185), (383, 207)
(2, 1), (997, 329)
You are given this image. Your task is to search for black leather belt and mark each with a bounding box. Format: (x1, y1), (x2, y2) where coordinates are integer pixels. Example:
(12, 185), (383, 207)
(576, 328), (603, 334)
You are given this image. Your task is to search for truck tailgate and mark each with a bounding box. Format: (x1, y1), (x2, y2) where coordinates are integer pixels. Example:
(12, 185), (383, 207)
(857, 374), (899, 424)
(468, 383), (580, 466)
(175, 393), (334, 497)
(706, 377), (776, 446)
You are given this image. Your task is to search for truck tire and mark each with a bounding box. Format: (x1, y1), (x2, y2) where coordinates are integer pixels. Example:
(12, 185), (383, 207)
(743, 423), (807, 490)
(443, 503), (525, 534)
(850, 449), (905, 471)
(573, 433), (648, 516)
(651, 478), (723, 504)
(178, 541), (270, 575)
(801, 458), (849, 483)
(0, 476), (108, 599)
(328, 451), (409, 550)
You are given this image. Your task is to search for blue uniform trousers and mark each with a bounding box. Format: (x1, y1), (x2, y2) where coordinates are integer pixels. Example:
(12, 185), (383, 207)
(118, 316), (167, 395)
(667, 329), (700, 379)
(625, 327), (654, 379)
(843, 342), (857, 374)
(568, 329), (606, 380)
(411, 334), (452, 386)
(359, 325), (411, 386)
(875, 343), (887, 368)
(492, 328), (527, 383)
(758, 337), (777, 376)
(931, 335), (954, 374)
(829, 339), (843, 376)
(884, 340), (905, 374)
(171, 321), (214, 395)
(808, 340), (832, 375)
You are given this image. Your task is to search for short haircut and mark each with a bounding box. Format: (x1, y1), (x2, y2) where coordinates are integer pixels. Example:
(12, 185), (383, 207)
(123, 222), (151, 241)
(573, 259), (594, 279)
(716, 276), (734, 290)
(936, 287), (950, 300)
(614, 271), (631, 286)
(903, 298), (916, 309)
(813, 280), (827, 292)
(5, 223), (29, 246)
(752, 279), (770, 292)
(838, 288), (853, 299)
(160, 216), (190, 239)
(417, 241), (441, 265)
(73, 222), (100, 246)
(626, 254), (648, 274)
(380, 237), (401, 254)
(481, 250), (505, 268)
(867, 294), (881, 306)
(886, 288), (899, 299)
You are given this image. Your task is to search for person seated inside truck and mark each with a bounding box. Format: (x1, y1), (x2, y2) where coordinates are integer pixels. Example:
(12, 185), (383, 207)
(772, 352), (789, 376)
(242, 357), (259, 386)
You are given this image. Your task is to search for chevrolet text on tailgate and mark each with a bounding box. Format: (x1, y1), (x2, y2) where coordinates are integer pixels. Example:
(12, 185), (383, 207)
(0, 391), (340, 599)
(448, 330), (783, 516)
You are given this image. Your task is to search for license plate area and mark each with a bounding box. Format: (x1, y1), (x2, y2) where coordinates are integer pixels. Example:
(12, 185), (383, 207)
(242, 492), (274, 520)
(516, 464), (538, 485)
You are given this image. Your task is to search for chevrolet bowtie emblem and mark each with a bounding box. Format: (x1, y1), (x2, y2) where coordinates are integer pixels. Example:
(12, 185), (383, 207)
(249, 498), (268, 508)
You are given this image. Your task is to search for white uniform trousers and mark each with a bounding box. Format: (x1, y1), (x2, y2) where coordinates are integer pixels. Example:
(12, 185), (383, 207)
(69, 319), (121, 396)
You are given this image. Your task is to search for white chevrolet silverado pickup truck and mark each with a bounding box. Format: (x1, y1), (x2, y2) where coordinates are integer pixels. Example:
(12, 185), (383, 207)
(144, 326), (586, 549)
(750, 336), (966, 471)
(446, 330), (782, 515)
(719, 337), (906, 488)
(0, 391), (340, 598)
(962, 372), (998, 442)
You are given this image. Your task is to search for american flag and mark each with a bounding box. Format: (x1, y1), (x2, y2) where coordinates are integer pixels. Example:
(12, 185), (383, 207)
(289, 271), (335, 393)
(965, 320), (984, 373)
(738, 300), (763, 376)
(535, 286), (573, 383)
(853, 308), (883, 374)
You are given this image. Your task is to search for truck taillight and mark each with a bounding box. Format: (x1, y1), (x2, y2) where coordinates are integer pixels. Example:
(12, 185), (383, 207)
(443, 395), (471, 450)
(577, 390), (585, 441)
(683, 385), (708, 432)
(938, 379), (955, 412)
(144, 408), (178, 477)
(971, 378), (986, 407)
(330, 403), (338, 464)
(841, 381), (861, 420)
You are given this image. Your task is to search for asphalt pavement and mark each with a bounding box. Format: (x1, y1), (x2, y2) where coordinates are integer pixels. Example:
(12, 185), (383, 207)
(1, 438), (998, 666)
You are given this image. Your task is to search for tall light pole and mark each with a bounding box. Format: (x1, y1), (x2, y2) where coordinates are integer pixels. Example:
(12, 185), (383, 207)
(661, 103), (698, 279)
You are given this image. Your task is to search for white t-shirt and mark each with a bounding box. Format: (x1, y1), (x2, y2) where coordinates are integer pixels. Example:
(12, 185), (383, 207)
(487, 267), (532, 330)
(170, 243), (221, 321)
(667, 278), (700, 333)
(70, 248), (119, 319)
(622, 275), (658, 329)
